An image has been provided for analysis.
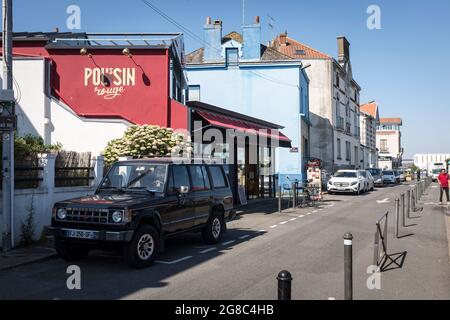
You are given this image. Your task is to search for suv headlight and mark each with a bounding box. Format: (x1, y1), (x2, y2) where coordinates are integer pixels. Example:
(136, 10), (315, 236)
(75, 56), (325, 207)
(56, 208), (67, 220)
(351, 181), (358, 186)
(111, 210), (123, 223)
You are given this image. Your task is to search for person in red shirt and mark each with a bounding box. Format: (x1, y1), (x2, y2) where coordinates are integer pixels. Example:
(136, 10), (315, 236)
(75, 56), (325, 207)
(438, 169), (449, 204)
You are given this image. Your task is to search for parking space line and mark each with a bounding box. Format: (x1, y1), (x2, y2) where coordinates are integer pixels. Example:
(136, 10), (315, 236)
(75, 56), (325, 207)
(289, 218), (297, 221)
(270, 225), (278, 229)
(279, 221), (289, 225)
(156, 256), (193, 264)
(222, 240), (236, 246)
(239, 235), (250, 240)
(298, 215), (305, 218)
(200, 248), (217, 254)
(258, 230), (266, 233)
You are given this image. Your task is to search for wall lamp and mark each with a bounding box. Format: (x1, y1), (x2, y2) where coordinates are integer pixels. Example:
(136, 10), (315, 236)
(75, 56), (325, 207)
(122, 48), (132, 58)
(80, 47), (92, 58)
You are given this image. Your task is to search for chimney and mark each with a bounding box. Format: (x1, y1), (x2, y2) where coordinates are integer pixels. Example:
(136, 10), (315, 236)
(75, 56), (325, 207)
(242, 16), (261, 61)
(204, 17), (223, 62)
(337, 36), (350, 65)
(279, 32), (287, 46)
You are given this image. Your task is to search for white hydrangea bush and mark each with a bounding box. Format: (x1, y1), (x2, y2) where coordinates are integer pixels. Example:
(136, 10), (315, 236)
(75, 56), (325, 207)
(103, 125), (192, 165)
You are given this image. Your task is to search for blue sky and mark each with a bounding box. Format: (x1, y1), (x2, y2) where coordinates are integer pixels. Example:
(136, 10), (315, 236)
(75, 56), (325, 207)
(11, 0), (450, 157)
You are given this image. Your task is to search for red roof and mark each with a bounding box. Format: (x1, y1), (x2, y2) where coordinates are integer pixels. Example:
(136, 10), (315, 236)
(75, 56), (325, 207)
(360, 102), (378, 118)
(380, 118), (402, 125)
(271, 35), (331, 60)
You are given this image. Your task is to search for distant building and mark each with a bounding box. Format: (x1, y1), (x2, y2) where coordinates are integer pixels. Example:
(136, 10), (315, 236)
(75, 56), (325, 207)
(186, 17), (310, 198)
(269, 33), (361, 174)
(360, 101), (380, 168)
(414, 153), (450, 172)
(377, 118), (403, 169)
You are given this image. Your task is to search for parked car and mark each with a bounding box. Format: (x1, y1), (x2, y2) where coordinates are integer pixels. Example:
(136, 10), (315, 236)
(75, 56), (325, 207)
(393, 170), (401, 184)
(382, 170), (397, 185)
(398, 169), (406, 182)
(362, 170), (375, 192)
(327, 170), (367, 195)
(367, 168), (384, 187)
(46, 158), (235, 268)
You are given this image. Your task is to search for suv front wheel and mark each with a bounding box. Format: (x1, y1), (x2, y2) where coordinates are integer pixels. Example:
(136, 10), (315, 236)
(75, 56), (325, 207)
(124, 225), (160, 269)
(202, 210), (225, 244)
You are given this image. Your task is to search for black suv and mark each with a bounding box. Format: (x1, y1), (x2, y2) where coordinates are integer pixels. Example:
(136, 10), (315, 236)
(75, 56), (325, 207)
(47, 158), (235, 268)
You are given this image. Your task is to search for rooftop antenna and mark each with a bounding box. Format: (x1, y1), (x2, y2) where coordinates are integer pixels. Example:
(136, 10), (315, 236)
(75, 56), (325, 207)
(267, 14), (276, 44)
(242, 0), (245, 25)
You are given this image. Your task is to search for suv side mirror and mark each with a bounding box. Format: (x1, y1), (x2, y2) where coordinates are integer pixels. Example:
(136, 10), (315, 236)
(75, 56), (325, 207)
(179, 186), (189, 194)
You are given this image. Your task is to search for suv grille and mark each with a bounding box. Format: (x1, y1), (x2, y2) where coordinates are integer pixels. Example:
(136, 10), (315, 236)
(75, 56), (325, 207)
(333, 182), (350, 187)
(65, 208), (109, 224)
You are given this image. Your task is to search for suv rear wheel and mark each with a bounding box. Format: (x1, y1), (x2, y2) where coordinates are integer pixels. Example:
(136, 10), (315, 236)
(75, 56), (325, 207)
(202, 210), (225, 244)
(55, 237), (90, 261)
(124, 225), (160, 269)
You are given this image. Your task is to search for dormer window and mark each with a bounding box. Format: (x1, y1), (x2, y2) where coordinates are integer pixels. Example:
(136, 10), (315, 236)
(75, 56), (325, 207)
(295, 49), (306, 55)
(226, 48), (239, 66)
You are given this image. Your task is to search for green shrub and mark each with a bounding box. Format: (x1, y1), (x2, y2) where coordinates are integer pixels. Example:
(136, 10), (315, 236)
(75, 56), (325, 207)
(102, 125), (192, 165)
(13, 134), (62, 161)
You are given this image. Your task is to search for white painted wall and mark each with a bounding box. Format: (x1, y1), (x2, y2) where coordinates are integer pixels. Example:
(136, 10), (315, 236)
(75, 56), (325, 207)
(1, 58), (130, 155)
(414, 153), (450, 171)
(0, 154), (103, 248)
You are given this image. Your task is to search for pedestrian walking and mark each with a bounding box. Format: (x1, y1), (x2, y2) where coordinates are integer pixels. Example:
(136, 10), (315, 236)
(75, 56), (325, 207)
(438, 169), (449, 204)
(416, 169), (421, 181)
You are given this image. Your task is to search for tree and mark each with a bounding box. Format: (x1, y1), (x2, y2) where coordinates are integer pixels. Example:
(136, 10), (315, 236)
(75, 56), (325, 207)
(102, 125), (192, 165)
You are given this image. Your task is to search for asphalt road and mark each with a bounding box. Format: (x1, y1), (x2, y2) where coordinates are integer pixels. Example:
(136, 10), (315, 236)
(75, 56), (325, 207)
(0, 182), (448, 300)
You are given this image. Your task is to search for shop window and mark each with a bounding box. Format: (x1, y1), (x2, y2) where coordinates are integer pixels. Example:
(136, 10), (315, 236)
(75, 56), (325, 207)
(209, 166), (227, 188)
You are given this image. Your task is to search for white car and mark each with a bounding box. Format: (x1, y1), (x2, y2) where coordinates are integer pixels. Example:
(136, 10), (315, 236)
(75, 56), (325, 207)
(382, 170), (397, 184)
(327, 170), (367, 195)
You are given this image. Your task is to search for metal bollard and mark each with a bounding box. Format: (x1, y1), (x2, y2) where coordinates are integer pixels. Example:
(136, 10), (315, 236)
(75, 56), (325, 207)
(344, 233), (353, 300)
(278, 184), (282, 213)
(401, 193), (406, 227)
(394, 198), (400, 238)
(277, 270), (292, 300)
(406, 190), (411, 219)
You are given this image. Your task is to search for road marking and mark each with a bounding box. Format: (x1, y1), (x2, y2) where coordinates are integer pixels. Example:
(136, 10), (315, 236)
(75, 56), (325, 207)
(156, 256), (192, 264)
(279, 221), (289, 225)
(298, 215), (305, 218)
(312, 210), (318, 213)
(222, 240), (236, 246)
(200, 247), (217, 254)
(377, 198), (390, 204)
(328, 297), (336, 300)
(258, 230), (266, 233)
(270, 225), (278, 229)
(239, 234), (250, 240)
(290, 218), (297, 221)
(432, 186), (438, 189)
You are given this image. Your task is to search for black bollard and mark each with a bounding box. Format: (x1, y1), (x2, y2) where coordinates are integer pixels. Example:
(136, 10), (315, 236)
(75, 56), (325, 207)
(277, 270), (292, 300)
(343, 233), (353, 300)
(394, 198), (400, 238)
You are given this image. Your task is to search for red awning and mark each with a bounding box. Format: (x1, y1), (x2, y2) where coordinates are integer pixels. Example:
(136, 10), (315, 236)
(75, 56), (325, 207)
(197, 111), (291, 144)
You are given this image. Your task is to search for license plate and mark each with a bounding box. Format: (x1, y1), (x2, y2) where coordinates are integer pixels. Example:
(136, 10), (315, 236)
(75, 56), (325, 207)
(64, 229), (96, 240)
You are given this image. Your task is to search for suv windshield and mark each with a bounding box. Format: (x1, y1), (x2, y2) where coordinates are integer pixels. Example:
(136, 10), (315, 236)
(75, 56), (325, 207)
(99, 163), (167, 193)
(368, 169), (381, 176)
(334, 171), (357, 178)
(383, 171), (394, 175)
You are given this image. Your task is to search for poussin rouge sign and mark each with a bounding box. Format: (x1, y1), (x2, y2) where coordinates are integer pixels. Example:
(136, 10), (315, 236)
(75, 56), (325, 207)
(84, 67), (136, 100)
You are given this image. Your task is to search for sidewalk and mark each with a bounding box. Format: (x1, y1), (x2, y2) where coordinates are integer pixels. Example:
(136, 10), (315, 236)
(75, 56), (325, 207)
(0, 237), (56, 271)
(362, 183), (450, 299)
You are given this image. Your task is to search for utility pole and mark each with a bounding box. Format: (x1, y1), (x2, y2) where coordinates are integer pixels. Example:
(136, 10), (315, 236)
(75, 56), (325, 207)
(1, 0), (15, 251)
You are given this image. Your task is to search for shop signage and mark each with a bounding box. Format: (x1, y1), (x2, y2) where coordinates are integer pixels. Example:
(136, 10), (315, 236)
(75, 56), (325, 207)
(307, 158), (321, 167)
(290, 147), (299, 153)
(84, 67), (136, 100)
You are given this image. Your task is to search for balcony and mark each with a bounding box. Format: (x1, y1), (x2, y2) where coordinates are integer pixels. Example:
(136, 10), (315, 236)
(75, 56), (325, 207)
(345, 122), (351, 135)
(336, 116), (345, 131)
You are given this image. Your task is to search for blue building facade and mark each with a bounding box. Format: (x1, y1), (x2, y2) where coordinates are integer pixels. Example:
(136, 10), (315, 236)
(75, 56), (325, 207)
(186, 17), (310, 189)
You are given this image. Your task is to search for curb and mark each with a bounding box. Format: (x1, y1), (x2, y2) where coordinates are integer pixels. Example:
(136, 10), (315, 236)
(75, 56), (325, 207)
(0, 251), (57, 272)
